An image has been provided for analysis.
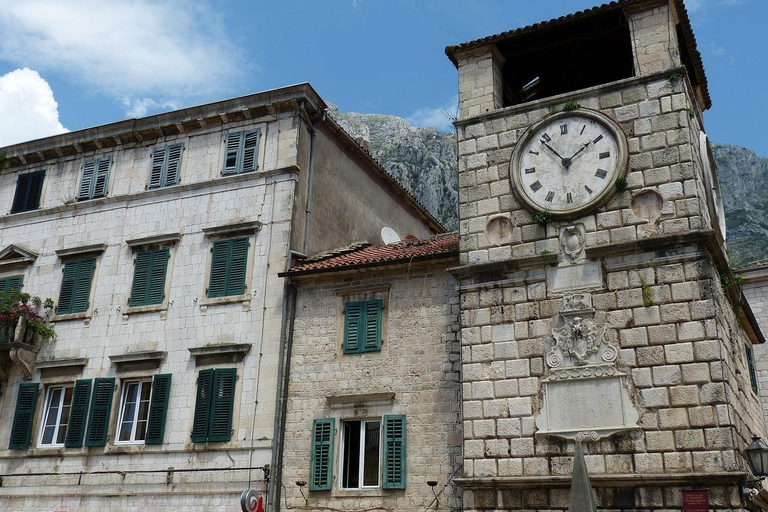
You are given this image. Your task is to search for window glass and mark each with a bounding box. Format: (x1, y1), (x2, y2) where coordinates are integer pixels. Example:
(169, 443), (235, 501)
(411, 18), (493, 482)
(40, 385), (74, 446)
(117, 381), (152, 443)
(342, 419), (380, 489)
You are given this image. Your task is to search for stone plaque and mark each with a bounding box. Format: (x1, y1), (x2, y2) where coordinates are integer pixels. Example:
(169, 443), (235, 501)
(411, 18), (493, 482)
(546, 261), (602, 293)
(537, 374), (638, 439)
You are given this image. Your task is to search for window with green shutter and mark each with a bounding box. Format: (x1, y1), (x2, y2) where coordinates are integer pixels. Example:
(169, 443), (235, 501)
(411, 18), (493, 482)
(129, 248), (170, 306)
(343, 299), (382, 354)
(223, 129), (261, 175)
(64, 379), (92, 448)
(746, 343), (759, 394)
(382, 415), (406, 489)
(56, 258), (96, 315)
(0, 275), (23, 293)
(208, 238), (249, 298)
(11, 169), (45, 213)
(78, 157), (112, 200)
(191, 368), (236, 443)
(310, 418), (335, 491)
(149, 143), (184, 189)
(145, 374), (172, 445)
(85, 377), (115, 447)
(9, 382), (39, 449)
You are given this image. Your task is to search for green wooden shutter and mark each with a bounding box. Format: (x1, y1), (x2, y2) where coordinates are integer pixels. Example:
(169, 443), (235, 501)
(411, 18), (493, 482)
(145, 373), (172, 445)
(57, 261), (79, 314)
(242, 129), (260, 172)
(207, 368), (236, 442)
(344, 302), (362, 353)
(92, 157), (111, 198)
(309, 418), (335, 491)
(129, 251), (152, 306)
(363, 299), (382, 351)
(164, 143), (183, 186)
(192, 369), (213, 442)
(208, 240), (230, 298)
(0, 275), (23, 293)
(226, 238), (248, 296)
(223, 131), (243, 175)
(747, 344), (759, 394)
(9, 383), (39, 450)
(11, 173), (32, 213)
(85, 377), (115, 447)
(147, 249), (169, 305)
(79, 160), (97, 199)
(149, 146), (166, 189)
(65, 379), (92, 448)
(382, 415), (406, 490)
(72, 258), (95, 314)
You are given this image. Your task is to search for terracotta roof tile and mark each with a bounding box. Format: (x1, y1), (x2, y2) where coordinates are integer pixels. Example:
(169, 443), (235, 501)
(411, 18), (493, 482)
(287, 233), (458, 274)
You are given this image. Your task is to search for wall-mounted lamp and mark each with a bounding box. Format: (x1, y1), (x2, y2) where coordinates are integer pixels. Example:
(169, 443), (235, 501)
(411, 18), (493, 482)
(746, 436), (768, 478)
(427, 480), (439, 509)
(296, 480), (308, 506)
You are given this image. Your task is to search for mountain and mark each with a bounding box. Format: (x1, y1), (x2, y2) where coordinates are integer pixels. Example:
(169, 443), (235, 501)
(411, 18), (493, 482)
(328, 105), (458, 230)
(713, 144), (768, 267)
(329, 107), (767, 267)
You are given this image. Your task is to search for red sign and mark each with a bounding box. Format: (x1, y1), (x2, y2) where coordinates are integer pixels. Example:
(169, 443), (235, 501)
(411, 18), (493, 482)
(682, 489), (709, 512)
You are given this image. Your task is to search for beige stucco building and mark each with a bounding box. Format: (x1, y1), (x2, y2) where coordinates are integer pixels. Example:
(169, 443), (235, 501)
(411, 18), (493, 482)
(0, 84), (440, 512)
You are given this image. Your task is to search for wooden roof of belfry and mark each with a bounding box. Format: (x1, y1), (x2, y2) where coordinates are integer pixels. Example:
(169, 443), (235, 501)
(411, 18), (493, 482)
(445, 0), (711, 110)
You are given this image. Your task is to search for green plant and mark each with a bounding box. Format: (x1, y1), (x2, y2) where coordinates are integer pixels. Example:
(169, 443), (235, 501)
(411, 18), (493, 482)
(533, 209), (552, 226)
(539, 250), (552, 256)
(669, 72), (682, 81)
(640, 277), (656, 307)
(722, 272), (744, 295)
(688, 107), (695, 119)
(0, 290), (55, 341)
(615, 177), (628, 191)
(563, 100), (581, 112)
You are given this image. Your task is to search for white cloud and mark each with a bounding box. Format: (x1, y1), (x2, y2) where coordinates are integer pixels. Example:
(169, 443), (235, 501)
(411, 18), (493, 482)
(0, 0), (246, 117)
(0, 68), (67, 147)
(406, 96), (458, 132)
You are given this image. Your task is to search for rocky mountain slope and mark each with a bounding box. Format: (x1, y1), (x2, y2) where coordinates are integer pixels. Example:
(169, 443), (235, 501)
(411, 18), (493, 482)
(713, 144), (768, 267)
(328, 105), (458, 230)
(330, 107), (767, 267)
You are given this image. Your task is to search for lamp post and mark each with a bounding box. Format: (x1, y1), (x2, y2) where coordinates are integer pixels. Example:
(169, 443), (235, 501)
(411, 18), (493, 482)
(746, 436), (768, 478)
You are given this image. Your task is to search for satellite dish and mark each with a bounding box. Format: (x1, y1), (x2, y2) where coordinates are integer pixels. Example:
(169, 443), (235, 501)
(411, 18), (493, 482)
(240, 489), (264, 512)
(381, 227), (401, 245)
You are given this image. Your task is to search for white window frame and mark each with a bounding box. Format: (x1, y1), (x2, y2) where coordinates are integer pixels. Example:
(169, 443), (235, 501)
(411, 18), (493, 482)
(38, 385), (74, 447)
(339, 418), (382, 490)
(115, 380), (153, 444)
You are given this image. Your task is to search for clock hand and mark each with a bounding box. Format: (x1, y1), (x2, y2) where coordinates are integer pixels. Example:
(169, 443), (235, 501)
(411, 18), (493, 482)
(541, 141), (566, 165)
(568, 141), (591, 161)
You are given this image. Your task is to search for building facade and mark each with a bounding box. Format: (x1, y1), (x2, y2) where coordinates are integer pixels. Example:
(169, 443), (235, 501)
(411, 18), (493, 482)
(278, 234), (462, 512)
(446, 0), (766, 510)
(0, 84), (441, 512)
(740, 262), (768, 435)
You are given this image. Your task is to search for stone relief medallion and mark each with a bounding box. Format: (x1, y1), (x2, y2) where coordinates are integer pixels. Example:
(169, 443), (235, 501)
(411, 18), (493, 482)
(559, 224), (585, 263)
(536, 294), (639, 441)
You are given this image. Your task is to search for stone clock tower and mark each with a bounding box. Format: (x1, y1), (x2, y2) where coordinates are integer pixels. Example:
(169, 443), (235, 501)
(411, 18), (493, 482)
(446, 1), (766, 510)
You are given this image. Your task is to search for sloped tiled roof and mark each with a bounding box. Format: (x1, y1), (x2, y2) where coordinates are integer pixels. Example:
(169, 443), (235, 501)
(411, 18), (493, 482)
(285, 233), (459, 275)
(445, 0), (711, 109)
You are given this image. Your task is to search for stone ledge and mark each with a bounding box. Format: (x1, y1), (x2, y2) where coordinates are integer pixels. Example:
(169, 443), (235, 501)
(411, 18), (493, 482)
(455, 471), (747, 489)
(55, 244), (107, 258)
(126, 233), (181, 247)
(36, 357), (88, 370)
(326, 392), (396, 409)
(109, 351), (166, 372)
(188, 343), (251, 366)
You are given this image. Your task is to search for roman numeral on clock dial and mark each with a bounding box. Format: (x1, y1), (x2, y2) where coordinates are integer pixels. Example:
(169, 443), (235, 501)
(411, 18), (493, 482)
(595, 169), (608, 179)
(525, 167), (536, 174)
(545, 191), (555, 202)
(530, 180), (542, 192)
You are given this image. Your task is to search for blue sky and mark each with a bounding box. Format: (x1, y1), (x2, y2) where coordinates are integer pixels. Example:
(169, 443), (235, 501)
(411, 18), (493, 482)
(0, 0), (765, 156)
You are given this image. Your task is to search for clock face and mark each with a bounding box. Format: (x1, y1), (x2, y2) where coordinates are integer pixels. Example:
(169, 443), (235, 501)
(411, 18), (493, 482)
(511, 110), (628, 217)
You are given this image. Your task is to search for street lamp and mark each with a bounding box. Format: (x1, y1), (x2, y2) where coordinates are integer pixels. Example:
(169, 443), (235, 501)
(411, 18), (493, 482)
(745, 436), (768, 478)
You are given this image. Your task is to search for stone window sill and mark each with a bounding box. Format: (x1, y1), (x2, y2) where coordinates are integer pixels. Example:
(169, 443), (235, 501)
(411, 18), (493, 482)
(124, 303), (168, 315)
(199, 294), (251, 308)
(51, 312), (90, 323)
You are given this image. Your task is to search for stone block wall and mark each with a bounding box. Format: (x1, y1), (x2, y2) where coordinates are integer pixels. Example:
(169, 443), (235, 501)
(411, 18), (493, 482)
(281, 262), (462, 512)
(742, 267), (768, 430)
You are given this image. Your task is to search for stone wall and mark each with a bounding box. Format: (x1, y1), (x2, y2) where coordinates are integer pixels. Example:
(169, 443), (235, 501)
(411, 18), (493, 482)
(280, 261), (462, 512)
(741, 265), (768, 432)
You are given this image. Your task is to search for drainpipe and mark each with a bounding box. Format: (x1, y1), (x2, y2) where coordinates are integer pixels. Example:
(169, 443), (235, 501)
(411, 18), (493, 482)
(270, 274), (297, 512)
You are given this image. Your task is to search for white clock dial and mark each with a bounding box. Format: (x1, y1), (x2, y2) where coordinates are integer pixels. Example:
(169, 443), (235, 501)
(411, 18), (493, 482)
(510, 110), (628, 218)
